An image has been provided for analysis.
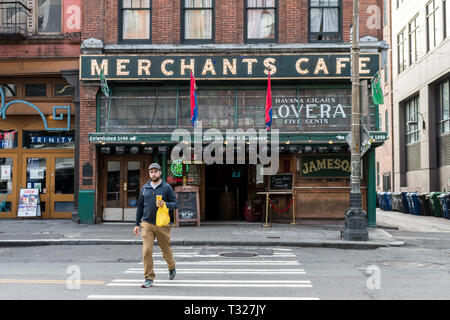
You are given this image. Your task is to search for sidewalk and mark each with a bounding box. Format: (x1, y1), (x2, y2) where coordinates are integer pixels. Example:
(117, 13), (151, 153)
(376, 208), (450, 233)
(0, 215), (405, 249)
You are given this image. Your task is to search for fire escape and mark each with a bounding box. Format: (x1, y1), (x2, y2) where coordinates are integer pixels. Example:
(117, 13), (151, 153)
(0, 1), (31, 39)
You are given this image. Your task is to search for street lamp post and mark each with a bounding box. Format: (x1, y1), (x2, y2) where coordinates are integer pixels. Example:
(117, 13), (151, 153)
(343, 0), (369, 241)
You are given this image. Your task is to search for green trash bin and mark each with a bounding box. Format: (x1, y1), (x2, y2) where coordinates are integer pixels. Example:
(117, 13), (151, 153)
(428, 192), (443, 218)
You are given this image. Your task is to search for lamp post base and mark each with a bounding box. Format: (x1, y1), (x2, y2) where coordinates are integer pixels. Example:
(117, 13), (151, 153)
(343, 207), (369, 241)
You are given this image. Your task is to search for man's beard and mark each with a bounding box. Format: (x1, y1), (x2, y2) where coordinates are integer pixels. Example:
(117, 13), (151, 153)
(151, 176), (161, 182)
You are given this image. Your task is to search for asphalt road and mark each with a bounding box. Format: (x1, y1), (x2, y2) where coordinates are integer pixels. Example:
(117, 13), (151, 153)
(1, 234), (449, 301)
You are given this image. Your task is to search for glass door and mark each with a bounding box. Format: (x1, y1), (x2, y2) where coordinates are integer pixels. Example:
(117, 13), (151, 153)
(51, 156), (75, 219)
(0, 155), (17, 218)
(23, 156), (50, 218)
(23, 154), (75, 219)
(104, 160), (122, 221)
(124, 161), (141, 221)
(103, 158), (145, 222)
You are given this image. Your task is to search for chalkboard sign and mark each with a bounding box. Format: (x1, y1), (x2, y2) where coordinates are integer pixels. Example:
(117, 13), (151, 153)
(175, 185), (200, 227)
(268, 174), (294, 191)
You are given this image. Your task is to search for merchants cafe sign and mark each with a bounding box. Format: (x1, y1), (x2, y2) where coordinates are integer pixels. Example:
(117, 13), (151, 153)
(80, 53), (380, 80)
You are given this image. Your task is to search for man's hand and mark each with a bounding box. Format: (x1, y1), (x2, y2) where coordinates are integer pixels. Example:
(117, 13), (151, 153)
(133, 226), (140, 236)
(156, 200), (165, 208)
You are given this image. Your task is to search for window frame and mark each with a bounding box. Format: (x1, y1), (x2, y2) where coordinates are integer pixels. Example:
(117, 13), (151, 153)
(437, 78), (450, 135)
(408, 14), (419, 66)
(24, 82), (48, 98)
(397, 27), (407, 74)
(0, 82), (19, 98)
(118, 0), (152, 44)
(444, 0), (448, 39)
(35, 0), (63, 34)
(405, 95), (420, 145)
(181, 0), (215, 44)
(426, 0), (442, 52)
(308, 0), (342, 43)
(385, 109), (389, 136)
(244, 0), (278, 44)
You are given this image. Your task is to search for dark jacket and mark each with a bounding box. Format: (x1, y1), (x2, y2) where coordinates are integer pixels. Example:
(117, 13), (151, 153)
(135, 180), (178, 227)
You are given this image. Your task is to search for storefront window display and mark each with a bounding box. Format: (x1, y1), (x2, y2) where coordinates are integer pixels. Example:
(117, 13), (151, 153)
(98, 86), (377, 133)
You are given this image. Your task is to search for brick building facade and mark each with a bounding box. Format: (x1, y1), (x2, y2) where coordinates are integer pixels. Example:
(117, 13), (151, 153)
(76, 0), (387, 225)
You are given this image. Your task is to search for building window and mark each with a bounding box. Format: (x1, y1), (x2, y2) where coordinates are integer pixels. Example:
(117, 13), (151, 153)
(182, 0), (214, 43)
(54, 82), (74, 97)
(384, 0), (387, 26)
(409, 15), (419, 66)
(0, 84), (18, 97)
(438, 79), (450, 134)
(397, 28), (407, 73)
(426, 0), (443, 51)
(25, 83), (47, 97)
(383, 173), (391, 192)
(376, 162), (380, 187)
(37, 0), (62, 33)
(444, 0), (448, 39)
(120, 0), (151, 42)
(245, 0), (277, 42)
(309, 0), (341, 42)
(385, 110), (389, 135)
(0, 131), (18, 149)
(405, 96), (420, 144)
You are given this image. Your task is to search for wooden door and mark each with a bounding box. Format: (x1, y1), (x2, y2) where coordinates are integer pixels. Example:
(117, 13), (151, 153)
(102, 156), (150, 222)
(22, 155), (51, 218)
(0, 154), (17, 218)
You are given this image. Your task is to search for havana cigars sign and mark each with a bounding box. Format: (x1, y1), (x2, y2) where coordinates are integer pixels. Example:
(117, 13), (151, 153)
(80, 53), (380, 80)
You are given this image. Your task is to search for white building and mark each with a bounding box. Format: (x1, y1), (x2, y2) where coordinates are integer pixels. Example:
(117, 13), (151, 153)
(391, 0), (450, 192)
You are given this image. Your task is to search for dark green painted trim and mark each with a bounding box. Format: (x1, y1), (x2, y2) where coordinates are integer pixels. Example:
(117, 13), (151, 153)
(161, 152), (168, 182)
(367, 147), (377, 227)
(88, 131), (387, 146)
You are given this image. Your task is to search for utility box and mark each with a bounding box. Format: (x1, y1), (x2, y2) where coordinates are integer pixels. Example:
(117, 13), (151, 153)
(78, 190), (95, 224)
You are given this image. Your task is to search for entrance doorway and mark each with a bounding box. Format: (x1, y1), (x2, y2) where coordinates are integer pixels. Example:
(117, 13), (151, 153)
(22, 154), (75, 219)
(101, 156), (152, 222)
(205, 164), (247, 221)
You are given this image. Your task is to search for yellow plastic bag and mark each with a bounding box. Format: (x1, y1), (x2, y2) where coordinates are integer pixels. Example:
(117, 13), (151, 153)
(156, 202), (170, 227)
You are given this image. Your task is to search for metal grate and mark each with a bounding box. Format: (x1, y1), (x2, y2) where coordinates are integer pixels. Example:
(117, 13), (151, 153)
(0, 1), (31, 38)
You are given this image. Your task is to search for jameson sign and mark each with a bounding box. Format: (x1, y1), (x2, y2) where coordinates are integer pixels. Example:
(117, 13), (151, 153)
(301, 155), (351, 177)
(80, 53), (380, 80)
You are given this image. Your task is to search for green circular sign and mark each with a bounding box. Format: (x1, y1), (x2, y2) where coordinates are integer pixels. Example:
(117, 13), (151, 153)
(171, 159), (187, 177)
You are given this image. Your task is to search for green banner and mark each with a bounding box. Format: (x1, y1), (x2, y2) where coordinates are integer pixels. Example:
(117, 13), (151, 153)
(301, 154), (351, 177)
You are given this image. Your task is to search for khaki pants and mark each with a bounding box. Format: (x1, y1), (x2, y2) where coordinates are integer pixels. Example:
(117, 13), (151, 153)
(141, 222), (176, 281)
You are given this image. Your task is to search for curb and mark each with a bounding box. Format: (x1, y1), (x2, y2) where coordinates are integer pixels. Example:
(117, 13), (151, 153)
(0, 239), (406, 249)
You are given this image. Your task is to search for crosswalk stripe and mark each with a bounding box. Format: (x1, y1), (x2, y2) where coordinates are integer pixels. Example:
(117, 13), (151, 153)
(151, 254), (296, 257)
(87, 295), (319, 300)
(106, 283), (313, 288)
(111, 279), (311, 284)
(140, 261), (300, 265)
(124, 270), (306, 274)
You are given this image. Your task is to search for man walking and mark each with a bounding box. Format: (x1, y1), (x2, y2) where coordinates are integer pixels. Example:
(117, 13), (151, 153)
(133, 163), (178, 288)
